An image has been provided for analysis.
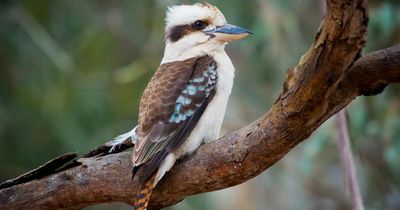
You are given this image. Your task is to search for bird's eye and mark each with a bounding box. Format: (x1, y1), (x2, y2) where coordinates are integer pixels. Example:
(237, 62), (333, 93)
(192, 20), (207, 30)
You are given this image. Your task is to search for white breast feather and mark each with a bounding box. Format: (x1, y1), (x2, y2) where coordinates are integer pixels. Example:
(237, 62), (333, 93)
(154, 50), (234, 185)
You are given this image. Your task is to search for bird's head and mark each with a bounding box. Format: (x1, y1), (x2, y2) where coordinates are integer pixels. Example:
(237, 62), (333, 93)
(162, 2), (251, 63)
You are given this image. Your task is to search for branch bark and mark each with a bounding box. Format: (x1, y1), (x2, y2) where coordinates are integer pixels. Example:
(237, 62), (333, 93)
(1, 0), (399, 209)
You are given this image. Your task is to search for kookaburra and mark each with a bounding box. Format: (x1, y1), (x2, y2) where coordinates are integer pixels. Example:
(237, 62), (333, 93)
(110, 3), (251, 210)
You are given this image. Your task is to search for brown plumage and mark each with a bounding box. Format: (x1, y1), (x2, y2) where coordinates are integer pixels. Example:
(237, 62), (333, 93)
(134, 56), (217, 171)
(132, 55), (218, 207)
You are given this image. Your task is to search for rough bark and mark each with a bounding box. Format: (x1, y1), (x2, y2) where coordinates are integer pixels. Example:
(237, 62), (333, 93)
(1, 0), (399, 209)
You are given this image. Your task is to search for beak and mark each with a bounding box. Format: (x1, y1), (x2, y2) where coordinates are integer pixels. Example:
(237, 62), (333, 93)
(204, 24), (252, 42)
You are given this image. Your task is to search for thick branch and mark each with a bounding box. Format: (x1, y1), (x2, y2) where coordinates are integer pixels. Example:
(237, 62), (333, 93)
(3, 1), (399, 210)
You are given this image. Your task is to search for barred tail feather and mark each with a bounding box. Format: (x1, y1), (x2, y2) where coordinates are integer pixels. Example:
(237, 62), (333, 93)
(134, 173), (157, 210)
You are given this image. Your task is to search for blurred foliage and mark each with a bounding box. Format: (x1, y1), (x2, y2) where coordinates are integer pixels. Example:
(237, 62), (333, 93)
(0, 0), (399, 210)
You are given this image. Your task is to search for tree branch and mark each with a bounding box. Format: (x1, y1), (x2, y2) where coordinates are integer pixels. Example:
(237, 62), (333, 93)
(2, 0), (399, 209)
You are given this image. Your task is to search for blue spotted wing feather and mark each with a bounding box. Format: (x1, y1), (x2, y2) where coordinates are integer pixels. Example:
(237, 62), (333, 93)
(140, 92), (214, 182)
(168, 61), (217, 124)
(134, 55), (217, 182)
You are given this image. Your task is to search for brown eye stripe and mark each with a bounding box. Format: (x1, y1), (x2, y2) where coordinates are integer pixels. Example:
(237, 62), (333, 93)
(167, 24), (196, 42)
(166, 19), (211, 42)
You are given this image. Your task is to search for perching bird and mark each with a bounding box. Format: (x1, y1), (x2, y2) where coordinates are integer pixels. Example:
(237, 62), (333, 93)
(109, 3), (251, 210)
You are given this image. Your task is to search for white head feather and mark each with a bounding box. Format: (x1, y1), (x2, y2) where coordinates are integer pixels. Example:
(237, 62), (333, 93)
(165, 3), (226, 31)
(161, 3), (228, 63)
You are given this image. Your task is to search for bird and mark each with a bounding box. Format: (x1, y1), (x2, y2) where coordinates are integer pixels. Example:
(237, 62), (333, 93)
(109, 2), (251, 210)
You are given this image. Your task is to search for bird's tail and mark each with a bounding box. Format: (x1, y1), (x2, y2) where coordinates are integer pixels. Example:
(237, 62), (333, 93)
(134, 173), (157, 210)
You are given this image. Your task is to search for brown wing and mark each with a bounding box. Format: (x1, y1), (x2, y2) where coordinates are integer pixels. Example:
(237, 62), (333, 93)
(134, 55), (218, 181)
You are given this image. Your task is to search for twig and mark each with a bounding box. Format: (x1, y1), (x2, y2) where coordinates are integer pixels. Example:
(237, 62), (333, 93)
(336, 109), (365, 210)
